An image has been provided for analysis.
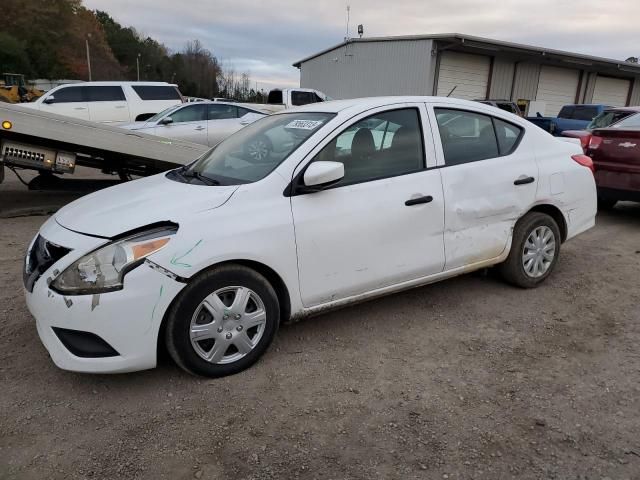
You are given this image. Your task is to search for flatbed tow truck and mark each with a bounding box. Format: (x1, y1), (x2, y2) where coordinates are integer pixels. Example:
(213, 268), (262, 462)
(0, 103), (208, 189)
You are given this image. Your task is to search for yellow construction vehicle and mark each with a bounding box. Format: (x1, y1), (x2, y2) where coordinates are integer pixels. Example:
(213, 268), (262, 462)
(0, 73), (44, 103)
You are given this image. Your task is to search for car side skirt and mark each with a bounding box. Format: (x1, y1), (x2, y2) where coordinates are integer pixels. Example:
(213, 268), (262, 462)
(291, 242), (512, 322)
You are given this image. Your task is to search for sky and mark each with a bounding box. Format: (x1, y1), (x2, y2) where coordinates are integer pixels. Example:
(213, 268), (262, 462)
(83, 0), (640, 90)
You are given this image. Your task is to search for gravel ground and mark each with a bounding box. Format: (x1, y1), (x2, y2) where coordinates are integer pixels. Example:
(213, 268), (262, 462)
(1, 169), (639, 480)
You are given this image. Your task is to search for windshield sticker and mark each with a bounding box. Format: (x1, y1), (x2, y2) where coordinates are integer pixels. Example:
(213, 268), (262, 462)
(285, 119), (324, 130)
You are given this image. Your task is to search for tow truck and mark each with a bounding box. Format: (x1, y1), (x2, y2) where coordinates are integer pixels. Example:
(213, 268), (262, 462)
(0, 102), (208, 188)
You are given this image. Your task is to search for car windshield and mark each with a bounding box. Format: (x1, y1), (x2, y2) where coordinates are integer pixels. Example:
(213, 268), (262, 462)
(609, 112), (640, 129)
(587, 110), (634, 130)
(186, 112), (335, 184)
(147, 105), (182, 123)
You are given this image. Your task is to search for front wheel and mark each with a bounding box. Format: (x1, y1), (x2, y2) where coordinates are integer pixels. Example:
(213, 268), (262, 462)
(499, 212), (561, 288)
(165, 265), (280, 377)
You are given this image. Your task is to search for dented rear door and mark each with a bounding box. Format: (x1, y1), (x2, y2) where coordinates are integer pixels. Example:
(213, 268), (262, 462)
(428, 104), (538, 270)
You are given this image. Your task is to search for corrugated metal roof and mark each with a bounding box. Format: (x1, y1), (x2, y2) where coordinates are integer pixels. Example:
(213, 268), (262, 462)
(293, 33), (640, 73)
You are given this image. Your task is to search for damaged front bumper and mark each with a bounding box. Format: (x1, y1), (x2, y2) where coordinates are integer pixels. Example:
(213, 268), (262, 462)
(24, 218), (186, 374)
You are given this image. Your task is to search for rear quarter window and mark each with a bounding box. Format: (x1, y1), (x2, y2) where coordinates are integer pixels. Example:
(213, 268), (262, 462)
(132, 85), (181, 101)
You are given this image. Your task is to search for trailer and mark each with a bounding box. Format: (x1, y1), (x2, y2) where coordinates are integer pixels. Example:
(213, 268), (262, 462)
(0, 103), (208, 186)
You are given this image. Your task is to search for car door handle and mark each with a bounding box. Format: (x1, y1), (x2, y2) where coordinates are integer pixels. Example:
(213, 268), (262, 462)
(73, 107), (87, 110)
(514, 176), (535, 185)
(194, 126), (205, 131)
(405, 195), (433, 206)
(115, 105), (127, 109)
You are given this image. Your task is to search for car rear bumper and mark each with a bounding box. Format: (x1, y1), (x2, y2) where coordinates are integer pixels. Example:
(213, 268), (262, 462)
(597, 187), (640, 202)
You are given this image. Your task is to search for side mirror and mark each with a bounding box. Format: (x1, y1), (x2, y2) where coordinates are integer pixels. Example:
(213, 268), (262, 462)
(302, 161), (344, 191)
(43, 96), (55, 104)
(159, 116), (173, 125)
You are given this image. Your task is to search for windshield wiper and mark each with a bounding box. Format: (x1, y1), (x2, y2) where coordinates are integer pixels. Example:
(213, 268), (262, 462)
(180, 168), (220, 186)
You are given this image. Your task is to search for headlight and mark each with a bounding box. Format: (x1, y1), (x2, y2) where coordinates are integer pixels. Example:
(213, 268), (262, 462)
(51, 226), (177, 295)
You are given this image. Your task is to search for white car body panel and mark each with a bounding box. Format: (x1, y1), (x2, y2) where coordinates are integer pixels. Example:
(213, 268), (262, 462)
(121, 102), (267, 147)
(24, 96), (597, 374)
(21, 81), (182, 125)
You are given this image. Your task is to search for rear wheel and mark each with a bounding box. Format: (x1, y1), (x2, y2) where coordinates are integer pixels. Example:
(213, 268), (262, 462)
(499, 212), (561, 288)
(165, 265), (279, 377)
(597, 197), (617, 210)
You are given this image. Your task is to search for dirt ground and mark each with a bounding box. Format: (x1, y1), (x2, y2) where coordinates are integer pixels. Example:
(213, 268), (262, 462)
(1, 168), (639, 480)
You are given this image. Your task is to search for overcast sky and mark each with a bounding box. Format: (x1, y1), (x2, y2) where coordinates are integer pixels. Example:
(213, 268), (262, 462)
(83, 0), (640, 90)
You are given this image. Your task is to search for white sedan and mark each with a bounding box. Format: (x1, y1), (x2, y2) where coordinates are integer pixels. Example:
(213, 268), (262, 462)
(120, 101), (267, 147)
(24, 96), (597, 377)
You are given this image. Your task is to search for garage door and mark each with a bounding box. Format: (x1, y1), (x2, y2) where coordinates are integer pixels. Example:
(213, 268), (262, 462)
(592, 76), (630, 106)
(436, 52), (490, 100)
(535, 66), (580, 116)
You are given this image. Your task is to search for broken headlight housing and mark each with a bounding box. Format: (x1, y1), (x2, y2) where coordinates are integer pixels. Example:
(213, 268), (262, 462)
(51, 226), (177, 295)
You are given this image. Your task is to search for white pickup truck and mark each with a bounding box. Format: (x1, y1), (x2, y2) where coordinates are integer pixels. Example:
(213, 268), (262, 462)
(256, 88), (330, 113)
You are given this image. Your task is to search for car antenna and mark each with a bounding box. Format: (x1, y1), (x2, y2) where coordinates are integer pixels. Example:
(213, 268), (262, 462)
(446, 86), (457, 98)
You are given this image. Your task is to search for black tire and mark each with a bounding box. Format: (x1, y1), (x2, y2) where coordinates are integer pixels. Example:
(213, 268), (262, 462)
(165, 264), (279, 377)
(243, 135), (273, 162)
(597, 197), (617, 211)
(499, 212), (561, 288)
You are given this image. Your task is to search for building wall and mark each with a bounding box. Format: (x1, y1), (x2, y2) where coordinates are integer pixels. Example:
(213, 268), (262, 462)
(488, 58), (515, 99)
(629, 78), (640, 105)
(300, 39), (435, 99)
(299, 40), (640, 107)
(511, 63), (541, 101)
(582, 72), (598, 103)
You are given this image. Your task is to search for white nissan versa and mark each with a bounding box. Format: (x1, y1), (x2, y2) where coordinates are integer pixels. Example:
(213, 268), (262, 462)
(24, 97), (597, 377)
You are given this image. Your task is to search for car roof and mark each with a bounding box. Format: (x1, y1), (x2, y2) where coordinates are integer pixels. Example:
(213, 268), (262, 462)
(282, 96), (511, 114)
(174, 101), (268, 114)
(56, 81), (178, 87)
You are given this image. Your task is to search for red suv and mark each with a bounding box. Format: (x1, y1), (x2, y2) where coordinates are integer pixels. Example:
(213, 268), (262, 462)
(586, 112), (640, 208)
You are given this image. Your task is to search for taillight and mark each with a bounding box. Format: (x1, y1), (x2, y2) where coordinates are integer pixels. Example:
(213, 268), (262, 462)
(572, 154), (595, 173)
(588, 135), (603, 150)
(580, 134), (592, 151)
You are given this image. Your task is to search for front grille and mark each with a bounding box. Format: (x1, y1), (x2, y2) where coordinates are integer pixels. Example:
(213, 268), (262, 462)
(23, 235), (71, 292)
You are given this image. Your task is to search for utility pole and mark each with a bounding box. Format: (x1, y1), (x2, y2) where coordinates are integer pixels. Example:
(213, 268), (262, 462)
(345, 5), (351, 41)
(85, 35), (92, 81)
(136, 53), (141, 81)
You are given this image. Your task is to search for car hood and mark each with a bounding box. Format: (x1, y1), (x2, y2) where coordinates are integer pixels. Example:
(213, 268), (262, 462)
(55, 173), (238, 238)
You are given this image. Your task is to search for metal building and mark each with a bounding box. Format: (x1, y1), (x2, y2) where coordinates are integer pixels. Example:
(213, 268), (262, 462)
(293, 33), (640, 116)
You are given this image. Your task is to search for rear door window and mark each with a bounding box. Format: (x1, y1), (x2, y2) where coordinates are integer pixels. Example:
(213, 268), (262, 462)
(435, 109), (499, 165)
(208, 104), (238, 120)
(50, 86), (86, 103)
(132, 85), (181, 101)
(86, 86), (126, 102)
(169, 105), (206, 123)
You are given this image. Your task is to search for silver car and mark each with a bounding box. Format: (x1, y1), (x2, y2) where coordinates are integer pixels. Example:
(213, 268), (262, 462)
(120, 101), (267, 147)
